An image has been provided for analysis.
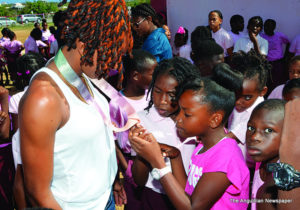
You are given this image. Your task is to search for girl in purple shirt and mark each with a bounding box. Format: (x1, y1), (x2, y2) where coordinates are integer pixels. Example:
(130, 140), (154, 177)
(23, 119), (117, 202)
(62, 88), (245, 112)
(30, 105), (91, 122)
(129, 63), (250, 209)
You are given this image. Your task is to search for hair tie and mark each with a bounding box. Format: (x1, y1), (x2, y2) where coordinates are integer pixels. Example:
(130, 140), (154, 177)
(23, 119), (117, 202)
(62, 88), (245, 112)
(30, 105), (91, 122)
(177, 26), (185, 34)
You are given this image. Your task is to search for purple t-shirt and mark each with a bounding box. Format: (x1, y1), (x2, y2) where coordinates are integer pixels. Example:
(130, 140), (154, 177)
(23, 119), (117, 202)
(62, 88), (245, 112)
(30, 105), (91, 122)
(261, 32), (290, 61)
(185, 137), (249, 210)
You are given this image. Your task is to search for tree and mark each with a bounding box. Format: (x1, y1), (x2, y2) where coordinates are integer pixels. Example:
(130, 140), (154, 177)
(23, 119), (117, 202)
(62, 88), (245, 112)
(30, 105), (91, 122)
(21, 1), (58, 15)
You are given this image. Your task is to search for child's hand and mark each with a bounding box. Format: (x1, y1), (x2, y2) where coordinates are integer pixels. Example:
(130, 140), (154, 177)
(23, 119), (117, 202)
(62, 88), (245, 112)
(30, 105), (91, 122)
(129, 124), (148, 141)
(113, 179), (127, 206)
(159, 143), (180, 159)
(0, 110), (8, 124)
(0, 86), (8, 101)
(129, 130), (165, 168)
(249, 31), (257, 43)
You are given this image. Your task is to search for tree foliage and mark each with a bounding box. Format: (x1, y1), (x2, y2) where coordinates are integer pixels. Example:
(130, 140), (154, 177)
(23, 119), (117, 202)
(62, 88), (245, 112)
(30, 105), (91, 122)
(21, 1), (58, 15)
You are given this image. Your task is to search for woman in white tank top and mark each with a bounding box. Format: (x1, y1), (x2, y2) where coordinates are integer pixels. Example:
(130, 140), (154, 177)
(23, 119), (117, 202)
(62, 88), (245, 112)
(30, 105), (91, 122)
(18, 1), (133, 209)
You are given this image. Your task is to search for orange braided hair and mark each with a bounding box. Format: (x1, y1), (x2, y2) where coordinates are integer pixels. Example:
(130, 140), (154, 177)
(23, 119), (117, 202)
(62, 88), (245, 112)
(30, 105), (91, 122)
(62, 0), (133, 84)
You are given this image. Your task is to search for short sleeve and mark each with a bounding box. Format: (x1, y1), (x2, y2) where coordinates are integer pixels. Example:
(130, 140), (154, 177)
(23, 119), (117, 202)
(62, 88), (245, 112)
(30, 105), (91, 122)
(268, 85), (284, 99)
(279, 32), (290, 44)
(9, 93), (21, 114)
(203, 140), (249, 195)
(224, 33), (234, 49)
(289, 36), (299, 53)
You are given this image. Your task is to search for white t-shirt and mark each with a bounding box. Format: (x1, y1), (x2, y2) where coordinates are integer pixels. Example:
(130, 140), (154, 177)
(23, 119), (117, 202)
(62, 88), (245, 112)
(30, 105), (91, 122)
(42, 29), (51, 42)
(137, 107), (196, 194)
(212, 27), (234, 57)
(234, 34), (269, 56)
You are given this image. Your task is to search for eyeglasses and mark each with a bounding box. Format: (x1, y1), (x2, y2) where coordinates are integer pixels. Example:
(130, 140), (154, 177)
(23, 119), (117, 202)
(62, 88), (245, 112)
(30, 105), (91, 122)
(133, 18), (145, 28)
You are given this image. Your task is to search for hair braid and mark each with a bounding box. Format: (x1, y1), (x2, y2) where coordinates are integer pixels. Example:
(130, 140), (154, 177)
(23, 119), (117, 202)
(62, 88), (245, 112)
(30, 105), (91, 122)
(62, 0), (133, 86)
(131, 3), (161, 27)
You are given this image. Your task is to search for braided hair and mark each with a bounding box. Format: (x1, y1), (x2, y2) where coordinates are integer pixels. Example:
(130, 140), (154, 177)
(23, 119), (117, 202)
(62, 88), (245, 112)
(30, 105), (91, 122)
(131, 3), (161, 27)
(62, 0), (133, 84)
(232, 49), (271, 91)
(145, 57), (200, 111)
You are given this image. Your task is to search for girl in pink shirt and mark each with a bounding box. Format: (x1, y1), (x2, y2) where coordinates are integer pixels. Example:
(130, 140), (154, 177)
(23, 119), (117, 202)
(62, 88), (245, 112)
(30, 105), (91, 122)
(129, 63), (250, 209)
(2, 30), (24, 83)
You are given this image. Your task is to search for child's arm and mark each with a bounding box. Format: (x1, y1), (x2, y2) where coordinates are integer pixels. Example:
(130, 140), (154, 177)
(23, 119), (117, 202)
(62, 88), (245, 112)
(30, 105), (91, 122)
(249, 31), (265, 57)
(130, 131), (232, 209)
(0, 86), (10, 142)
(115, 141), (128, 171)
(13, 164), (27, 210)
(129, 126), (151, 186)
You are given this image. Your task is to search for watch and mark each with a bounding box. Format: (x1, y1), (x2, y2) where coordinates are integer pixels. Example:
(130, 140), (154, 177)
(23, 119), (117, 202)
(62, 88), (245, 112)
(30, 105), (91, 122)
(151, 166), (172, 180)
(267, 162), (300, 191)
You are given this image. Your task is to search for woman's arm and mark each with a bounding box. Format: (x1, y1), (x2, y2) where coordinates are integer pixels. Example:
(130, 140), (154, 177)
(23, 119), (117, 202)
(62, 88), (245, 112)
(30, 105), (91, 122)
(19, 75), (64, 209)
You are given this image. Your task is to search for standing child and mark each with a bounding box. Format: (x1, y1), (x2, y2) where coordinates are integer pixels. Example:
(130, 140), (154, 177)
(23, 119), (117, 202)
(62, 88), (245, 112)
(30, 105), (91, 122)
(129, 63), (249, 209)
(0, 28), (10, 85)
(1, 30), (24, 83)
(228, 14), (245, 45)
(246, 99), (286, 210)
(173, 26), (191, 61)
(229, 50), (270, 163)
(282, 78), (300, 101)
(130, 57), (200, 210)
(111, 49), (157, 209)
(234, 16), (268, 57)
(261, 19), (290, 92)
(208, 10), (234, 59)
(268, 55), (300, 99)
(24, 28), (42, 54)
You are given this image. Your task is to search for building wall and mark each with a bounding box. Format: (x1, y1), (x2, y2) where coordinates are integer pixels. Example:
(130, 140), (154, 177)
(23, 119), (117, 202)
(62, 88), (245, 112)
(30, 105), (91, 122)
(167, 0), (300, 44)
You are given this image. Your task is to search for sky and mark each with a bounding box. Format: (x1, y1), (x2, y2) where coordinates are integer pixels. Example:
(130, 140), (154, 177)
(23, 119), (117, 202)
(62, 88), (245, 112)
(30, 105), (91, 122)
(1, 0), (59, 3)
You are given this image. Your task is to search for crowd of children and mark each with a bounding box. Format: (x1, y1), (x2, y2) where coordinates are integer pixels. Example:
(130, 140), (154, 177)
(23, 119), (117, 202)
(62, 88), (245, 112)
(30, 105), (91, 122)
(0, 1), (300, 209)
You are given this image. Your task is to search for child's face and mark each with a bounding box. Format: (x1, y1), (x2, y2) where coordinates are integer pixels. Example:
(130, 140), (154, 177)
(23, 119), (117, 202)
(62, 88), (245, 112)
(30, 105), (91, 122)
(152, 73), (178, 117)
(248, 20), (262, 36)
(175, 90), (211, 138)
(132, 16), (149, 37)
(162, 25), (171, 40)
(246, 108), (283, 162)
(137, 61), (157, 89)
(209, 12), (222, 31)
(235, 77), (266, 112)
(232, 19), (244, 32)
(283, 88), (300, 101)
(289, 61), (300, 80)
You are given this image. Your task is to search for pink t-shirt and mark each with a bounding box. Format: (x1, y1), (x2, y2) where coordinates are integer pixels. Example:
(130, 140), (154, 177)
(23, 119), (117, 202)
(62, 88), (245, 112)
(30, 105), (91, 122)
(251, 162), (264, 210)
(24, 36), (39, 53)
(185, 137), (249, 210)
(2, 40), (23, 54)
(268, 84), (284, 99)
(261, 32), (290, 61)
(289, 34), (300, 56)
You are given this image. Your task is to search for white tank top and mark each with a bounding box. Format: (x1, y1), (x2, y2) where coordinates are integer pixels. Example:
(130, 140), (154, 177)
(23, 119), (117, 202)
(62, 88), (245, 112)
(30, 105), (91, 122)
(32, 67), (117, 209)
